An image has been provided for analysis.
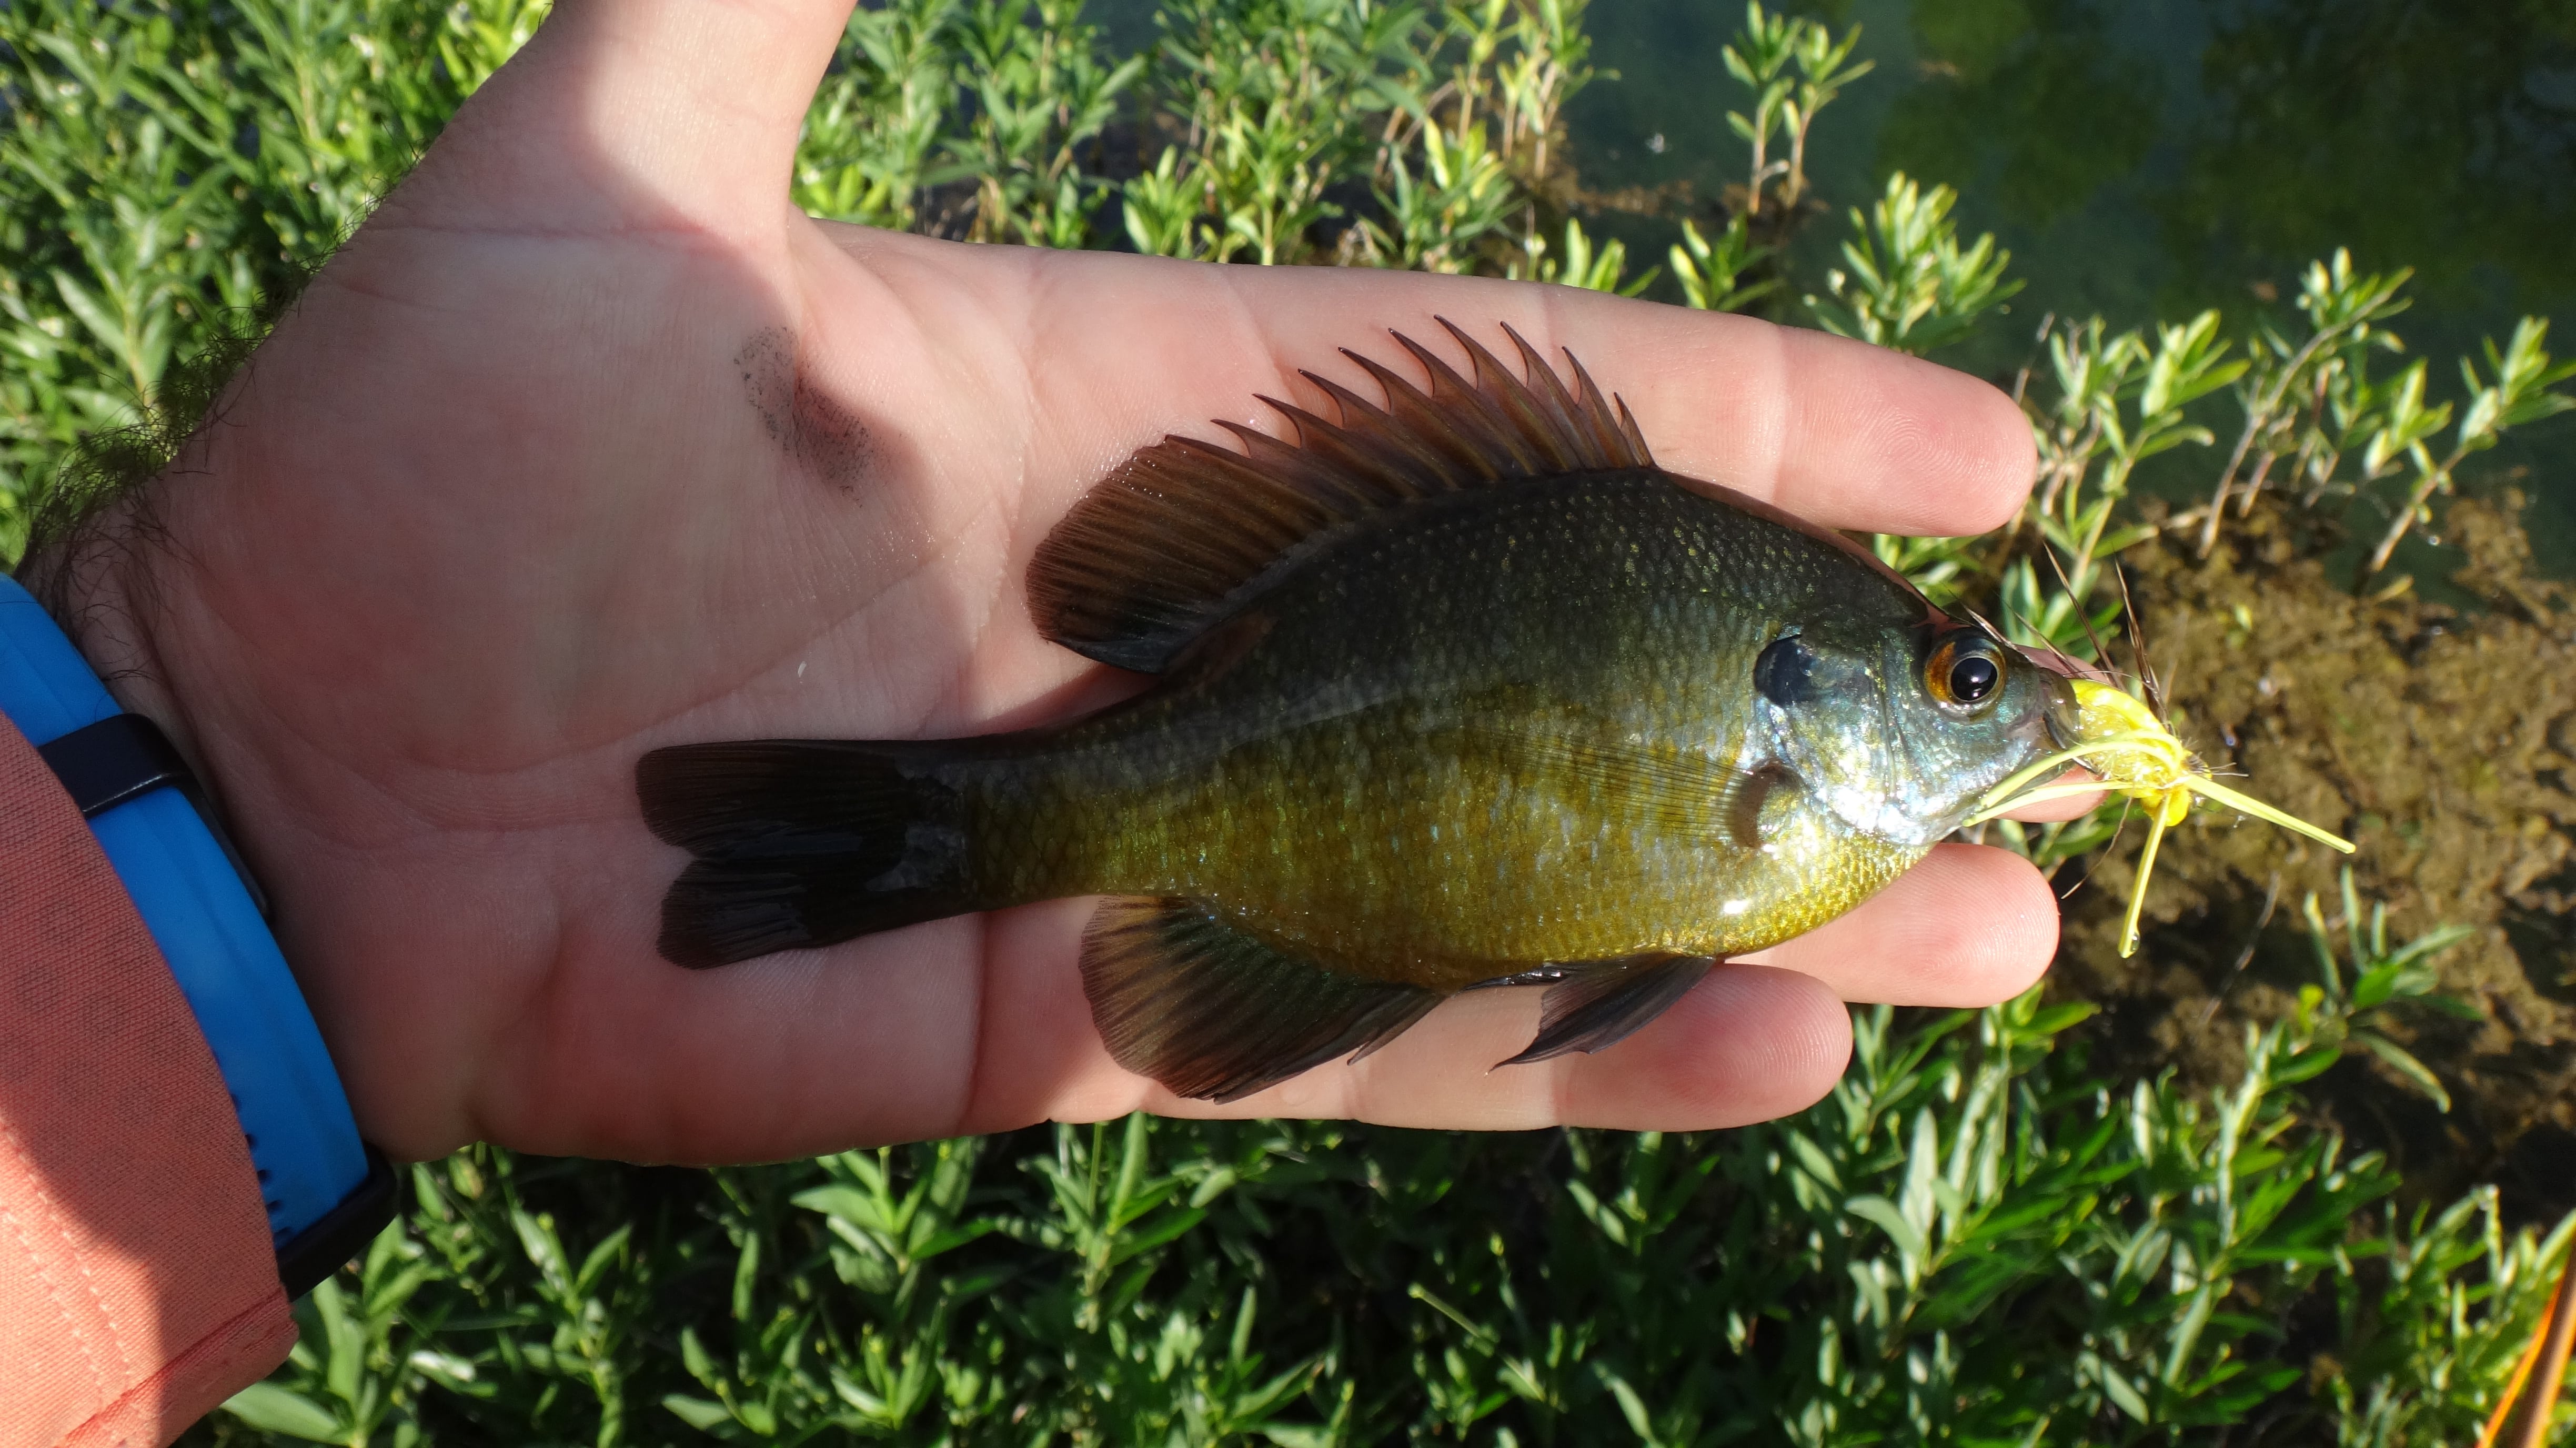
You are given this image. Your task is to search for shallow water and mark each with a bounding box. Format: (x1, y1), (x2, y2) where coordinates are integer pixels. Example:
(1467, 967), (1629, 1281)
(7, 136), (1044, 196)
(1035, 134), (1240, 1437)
(1565, 0), (2576, 570)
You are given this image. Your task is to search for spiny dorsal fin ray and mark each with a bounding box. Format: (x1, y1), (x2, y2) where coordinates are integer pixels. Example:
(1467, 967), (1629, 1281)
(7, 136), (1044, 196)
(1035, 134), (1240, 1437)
(1027, 320), (1655, 674)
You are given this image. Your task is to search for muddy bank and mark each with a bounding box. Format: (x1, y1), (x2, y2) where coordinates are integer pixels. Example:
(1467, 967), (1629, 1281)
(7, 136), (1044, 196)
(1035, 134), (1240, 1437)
(2043, 494), (2575, 1221)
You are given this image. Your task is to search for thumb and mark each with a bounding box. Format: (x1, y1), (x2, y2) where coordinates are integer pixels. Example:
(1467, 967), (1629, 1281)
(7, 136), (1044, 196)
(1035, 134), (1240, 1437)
(405, 0), (854, 235)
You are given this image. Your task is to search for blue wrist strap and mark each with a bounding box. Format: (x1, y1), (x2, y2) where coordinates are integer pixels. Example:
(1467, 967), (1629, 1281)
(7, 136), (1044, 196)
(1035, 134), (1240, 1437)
(0, 574), (383, 1293)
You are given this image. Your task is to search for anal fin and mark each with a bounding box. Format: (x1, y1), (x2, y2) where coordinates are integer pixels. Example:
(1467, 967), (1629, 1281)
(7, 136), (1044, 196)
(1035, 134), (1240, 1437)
(1081, 897), (1442, 1102)
(1494, 953), (1715, 1068)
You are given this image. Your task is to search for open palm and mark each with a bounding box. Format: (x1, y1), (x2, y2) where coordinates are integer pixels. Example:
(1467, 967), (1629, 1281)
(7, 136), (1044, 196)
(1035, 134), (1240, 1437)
(38, 0), (2070, 1164)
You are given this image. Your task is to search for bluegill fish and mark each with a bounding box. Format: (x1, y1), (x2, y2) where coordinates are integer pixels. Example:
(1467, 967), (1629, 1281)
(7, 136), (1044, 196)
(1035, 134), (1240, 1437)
(639, 322), (2077, 1101)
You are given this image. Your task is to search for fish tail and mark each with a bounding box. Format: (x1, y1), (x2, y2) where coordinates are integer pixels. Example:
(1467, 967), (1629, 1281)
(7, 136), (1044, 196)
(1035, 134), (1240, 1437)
(637, 739), (994, 968)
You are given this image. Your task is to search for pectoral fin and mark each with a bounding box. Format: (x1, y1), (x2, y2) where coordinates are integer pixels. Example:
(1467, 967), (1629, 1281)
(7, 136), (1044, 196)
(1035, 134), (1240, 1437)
(1494, 952), (1715, 1067)
(1081, 897), (1442, 1102)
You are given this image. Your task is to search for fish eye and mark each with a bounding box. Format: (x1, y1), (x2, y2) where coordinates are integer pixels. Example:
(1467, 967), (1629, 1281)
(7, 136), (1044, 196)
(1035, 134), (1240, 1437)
(1926, 633), (2005, 709)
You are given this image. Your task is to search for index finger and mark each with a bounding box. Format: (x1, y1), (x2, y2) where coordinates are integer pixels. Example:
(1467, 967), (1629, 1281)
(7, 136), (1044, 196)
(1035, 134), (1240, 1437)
(821, 233), (2039, 544)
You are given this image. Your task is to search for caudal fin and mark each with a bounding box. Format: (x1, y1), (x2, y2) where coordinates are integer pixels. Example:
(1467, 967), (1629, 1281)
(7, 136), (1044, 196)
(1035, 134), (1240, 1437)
(637, 740), (983, 968)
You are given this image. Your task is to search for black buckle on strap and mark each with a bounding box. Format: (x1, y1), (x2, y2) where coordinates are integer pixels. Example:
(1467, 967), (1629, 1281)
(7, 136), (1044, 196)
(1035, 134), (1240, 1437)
(36, 712), (190, 817)
(36, 712), (268, 917)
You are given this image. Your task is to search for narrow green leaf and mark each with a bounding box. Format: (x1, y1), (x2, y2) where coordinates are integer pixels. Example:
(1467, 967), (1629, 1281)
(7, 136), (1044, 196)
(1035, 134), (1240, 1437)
(662, 1394), (736, 1430)
(220, 1383), (345, 1441)
(2096, 1361), (2152, 1423)
(1846, 1194), (1928, 1264)
(2351, 1032), (2452, 1112)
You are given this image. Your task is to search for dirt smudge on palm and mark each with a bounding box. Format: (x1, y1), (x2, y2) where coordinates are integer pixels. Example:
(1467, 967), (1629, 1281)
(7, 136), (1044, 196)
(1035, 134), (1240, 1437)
(737, 325), (874, 494)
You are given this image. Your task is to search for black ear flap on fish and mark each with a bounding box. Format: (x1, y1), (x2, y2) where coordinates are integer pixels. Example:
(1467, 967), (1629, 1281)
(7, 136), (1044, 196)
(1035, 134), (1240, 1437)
(1025, 319), (1654, 675)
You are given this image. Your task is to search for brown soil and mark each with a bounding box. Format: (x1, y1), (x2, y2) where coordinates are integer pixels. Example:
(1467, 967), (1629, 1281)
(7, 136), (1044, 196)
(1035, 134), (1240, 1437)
(2046, 492), (2576, 1223)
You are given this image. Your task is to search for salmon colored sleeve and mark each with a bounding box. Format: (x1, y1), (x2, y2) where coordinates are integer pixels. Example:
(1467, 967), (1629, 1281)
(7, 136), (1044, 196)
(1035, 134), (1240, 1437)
(0, 715), (296, 1448)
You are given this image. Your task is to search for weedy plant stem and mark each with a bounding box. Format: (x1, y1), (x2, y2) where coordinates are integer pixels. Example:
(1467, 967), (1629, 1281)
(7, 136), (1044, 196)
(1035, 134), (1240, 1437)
(2195, 252), (2412, 558)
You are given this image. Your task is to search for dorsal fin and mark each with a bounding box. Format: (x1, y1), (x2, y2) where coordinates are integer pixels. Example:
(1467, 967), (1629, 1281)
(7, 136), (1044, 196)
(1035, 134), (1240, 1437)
(1028, 319), (1655, 673)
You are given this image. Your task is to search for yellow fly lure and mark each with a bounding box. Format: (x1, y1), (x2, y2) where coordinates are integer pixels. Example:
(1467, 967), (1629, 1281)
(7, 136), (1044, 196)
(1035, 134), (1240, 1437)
(1963, 676), (2357, 957)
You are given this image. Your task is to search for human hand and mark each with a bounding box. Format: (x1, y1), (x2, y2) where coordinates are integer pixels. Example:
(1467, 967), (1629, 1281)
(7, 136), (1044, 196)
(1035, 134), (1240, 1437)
(31, 0), (2078, 1163)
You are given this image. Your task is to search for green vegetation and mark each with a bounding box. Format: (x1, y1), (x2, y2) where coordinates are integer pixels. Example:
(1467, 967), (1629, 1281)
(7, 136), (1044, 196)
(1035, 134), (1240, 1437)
(207, 948), (2569, 1446)
(4, 1), (2572, 1442)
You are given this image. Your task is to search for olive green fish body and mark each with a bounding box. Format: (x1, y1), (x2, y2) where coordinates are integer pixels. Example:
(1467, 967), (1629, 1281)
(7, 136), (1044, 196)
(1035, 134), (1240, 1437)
(641, 323), (2075, 1100)
(951, 470), (1924, 983)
